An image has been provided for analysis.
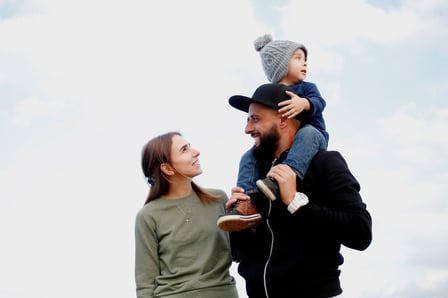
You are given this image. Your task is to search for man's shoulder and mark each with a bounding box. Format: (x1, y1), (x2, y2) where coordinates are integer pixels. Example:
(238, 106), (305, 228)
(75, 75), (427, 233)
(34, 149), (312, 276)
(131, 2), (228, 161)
(304, 151), (350, 181)
(313, 150), (345, 165)
(315, 150), (342, 157)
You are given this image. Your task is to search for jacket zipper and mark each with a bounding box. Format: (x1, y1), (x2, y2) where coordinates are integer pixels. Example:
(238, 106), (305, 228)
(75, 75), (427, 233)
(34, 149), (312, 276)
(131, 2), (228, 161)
(263, 200), (274, 298)
(263, 157), (277, 297)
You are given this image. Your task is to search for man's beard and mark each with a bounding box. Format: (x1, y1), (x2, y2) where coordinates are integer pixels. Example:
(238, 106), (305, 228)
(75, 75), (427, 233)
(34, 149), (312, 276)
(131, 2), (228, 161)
(252, 125), (279, 171)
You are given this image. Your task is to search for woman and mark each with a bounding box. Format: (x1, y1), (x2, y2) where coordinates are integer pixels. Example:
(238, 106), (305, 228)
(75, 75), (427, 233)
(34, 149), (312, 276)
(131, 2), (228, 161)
(135, 131), (238, 298)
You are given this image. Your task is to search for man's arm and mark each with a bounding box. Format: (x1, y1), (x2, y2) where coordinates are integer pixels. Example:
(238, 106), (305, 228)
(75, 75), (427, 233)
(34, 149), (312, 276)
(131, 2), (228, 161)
(300, 151), (372, 250)
(268, 151), (372, 251)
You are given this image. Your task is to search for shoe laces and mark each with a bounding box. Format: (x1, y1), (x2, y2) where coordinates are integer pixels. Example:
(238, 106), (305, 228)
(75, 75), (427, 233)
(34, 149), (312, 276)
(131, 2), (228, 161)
(227, 199), (241, 212)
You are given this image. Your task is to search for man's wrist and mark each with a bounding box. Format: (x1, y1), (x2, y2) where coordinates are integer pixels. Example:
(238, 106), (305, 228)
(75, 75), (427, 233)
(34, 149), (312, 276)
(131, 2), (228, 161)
(287, 192), (309, 214)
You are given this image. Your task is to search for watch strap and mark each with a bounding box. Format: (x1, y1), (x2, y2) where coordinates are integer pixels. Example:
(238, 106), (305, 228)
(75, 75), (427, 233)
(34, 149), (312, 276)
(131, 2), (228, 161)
(287, 192), (309, 214)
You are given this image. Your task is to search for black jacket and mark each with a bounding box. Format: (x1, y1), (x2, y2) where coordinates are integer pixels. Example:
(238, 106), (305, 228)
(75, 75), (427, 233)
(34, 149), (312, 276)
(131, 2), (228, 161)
(230, 150), (372, 298)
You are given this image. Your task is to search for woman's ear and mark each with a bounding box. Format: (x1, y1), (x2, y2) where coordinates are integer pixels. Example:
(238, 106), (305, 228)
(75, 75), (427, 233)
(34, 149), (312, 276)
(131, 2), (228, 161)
(160, 163), (175, 176)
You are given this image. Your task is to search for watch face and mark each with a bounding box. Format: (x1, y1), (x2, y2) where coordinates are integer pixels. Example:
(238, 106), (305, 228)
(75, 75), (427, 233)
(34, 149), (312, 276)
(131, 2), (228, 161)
(295, 193), (308, 206)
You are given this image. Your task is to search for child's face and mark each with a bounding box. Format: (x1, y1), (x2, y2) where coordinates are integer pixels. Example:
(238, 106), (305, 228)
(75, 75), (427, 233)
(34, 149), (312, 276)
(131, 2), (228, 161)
(281, 48), (307, 85)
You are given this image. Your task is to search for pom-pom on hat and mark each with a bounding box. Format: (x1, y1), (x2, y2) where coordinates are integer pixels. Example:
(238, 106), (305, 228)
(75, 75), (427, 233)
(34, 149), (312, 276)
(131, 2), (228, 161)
(254, 34), (308, 84)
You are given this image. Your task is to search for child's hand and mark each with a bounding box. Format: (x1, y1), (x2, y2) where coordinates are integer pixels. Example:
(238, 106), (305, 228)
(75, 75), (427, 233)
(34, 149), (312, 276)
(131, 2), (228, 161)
(278, 90), (311, 118)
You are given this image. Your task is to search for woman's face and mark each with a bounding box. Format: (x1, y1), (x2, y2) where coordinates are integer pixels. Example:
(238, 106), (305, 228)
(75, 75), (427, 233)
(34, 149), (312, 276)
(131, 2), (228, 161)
(169, 135), (202, 179)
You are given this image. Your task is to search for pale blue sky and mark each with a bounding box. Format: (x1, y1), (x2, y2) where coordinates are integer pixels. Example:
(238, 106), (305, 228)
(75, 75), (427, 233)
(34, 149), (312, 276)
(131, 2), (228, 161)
(1, 0), (447, 297)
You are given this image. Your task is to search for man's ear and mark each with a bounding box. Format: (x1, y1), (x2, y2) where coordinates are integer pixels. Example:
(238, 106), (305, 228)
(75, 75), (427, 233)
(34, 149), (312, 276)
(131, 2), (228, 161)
(160, 163), (175, 176)
(280, 115), (300, 130)
(279, 114), (289, 128)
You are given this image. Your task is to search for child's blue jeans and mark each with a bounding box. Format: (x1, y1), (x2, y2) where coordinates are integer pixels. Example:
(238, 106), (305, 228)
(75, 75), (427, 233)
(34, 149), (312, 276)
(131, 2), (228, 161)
(237, 124), (328, 194)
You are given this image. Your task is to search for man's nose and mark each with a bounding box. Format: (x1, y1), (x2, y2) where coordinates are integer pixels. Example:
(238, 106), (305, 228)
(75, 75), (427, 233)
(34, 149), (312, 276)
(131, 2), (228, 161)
(244, 121), (253, 134)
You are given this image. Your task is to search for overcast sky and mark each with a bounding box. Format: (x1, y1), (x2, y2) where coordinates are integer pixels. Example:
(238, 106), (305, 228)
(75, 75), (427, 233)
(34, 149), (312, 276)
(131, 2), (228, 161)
(1, 0), (447, 297)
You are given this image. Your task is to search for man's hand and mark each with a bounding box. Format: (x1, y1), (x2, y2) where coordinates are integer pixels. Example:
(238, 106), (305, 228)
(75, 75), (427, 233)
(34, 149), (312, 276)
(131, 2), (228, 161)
(226, 186), (250, 209)
(266, 164), (297, 205)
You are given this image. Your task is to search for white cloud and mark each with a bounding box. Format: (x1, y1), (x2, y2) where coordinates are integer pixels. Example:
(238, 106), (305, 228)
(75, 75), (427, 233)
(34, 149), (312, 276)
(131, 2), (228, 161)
(9, 96), (65, 125)
(422, 270), (448, 291)
(1, 1), (448, 297)
(379, 102), (448, 164)
(281, 0), (446, 47)
(333, 100), (448, 297)
(0, 1), (261, 297)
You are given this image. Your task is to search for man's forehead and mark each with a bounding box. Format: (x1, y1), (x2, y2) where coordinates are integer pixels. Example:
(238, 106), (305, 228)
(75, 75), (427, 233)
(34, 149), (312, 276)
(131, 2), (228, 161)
(248, 102), (277, 115)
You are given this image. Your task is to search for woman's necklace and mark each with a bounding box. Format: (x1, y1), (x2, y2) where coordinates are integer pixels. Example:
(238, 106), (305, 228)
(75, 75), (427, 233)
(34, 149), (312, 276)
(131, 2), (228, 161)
(176, 199), (193, 224)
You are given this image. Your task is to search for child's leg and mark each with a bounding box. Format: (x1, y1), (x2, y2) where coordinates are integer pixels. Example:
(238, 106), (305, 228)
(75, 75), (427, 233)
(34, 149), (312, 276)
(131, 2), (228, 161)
(217, 146), (262, 231)
(283, 124), (328, 180)
(237, 147), (260, 195)
(256, 125), (327, 201)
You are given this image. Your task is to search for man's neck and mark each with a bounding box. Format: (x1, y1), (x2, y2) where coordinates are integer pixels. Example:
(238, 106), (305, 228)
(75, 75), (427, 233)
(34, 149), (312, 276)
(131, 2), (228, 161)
(275, 136), (294, 158)
(273, 149), (289, 164)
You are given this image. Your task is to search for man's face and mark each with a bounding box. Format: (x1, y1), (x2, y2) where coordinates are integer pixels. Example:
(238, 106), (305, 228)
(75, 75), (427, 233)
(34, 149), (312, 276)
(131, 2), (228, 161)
(245, 103), (281, 156)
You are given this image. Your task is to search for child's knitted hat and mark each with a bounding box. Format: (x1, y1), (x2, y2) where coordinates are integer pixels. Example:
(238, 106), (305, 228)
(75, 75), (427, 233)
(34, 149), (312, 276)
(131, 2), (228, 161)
(254, 34), (308, 84)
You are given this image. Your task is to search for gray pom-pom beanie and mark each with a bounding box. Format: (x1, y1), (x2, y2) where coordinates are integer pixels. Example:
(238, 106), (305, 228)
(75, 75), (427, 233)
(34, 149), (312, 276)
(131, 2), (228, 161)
(254, 34), (308, 84)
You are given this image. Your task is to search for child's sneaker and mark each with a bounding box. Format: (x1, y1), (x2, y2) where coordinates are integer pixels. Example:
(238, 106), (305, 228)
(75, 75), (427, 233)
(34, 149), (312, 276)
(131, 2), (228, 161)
(256, 178), (279, 201)
(217, 199), (262, 232)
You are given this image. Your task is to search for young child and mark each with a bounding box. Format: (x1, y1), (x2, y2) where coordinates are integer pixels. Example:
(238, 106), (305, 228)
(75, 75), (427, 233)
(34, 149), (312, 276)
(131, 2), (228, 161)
(217, 34), (329, 231)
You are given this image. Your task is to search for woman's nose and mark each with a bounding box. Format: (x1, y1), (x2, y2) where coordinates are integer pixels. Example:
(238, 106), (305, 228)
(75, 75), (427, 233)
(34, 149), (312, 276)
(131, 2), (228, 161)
(193, 148), (200, 156)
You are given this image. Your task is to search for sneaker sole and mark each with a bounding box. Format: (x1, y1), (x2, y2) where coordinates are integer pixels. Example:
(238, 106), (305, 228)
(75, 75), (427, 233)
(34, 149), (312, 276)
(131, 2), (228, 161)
(256, 180), (277, 201)
(217, 214), (262, 232)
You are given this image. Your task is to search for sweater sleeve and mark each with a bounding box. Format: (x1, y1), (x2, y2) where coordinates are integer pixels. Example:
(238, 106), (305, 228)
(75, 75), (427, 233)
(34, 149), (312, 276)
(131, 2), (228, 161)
(301, 82), (326, 116)
(299, 151), (373, 251)
(135, 207), (159, 298)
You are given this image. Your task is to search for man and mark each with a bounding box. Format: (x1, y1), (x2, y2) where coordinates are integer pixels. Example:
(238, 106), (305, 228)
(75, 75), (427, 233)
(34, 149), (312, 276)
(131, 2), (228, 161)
(227, 83), (372, 297)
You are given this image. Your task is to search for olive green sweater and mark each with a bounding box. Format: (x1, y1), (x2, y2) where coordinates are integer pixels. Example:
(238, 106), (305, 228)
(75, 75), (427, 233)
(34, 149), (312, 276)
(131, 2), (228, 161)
(135, 189), (238, 298)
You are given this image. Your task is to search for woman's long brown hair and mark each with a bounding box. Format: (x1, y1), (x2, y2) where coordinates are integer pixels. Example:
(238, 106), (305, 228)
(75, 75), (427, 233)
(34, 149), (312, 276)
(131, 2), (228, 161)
(141, 131), (219, 205)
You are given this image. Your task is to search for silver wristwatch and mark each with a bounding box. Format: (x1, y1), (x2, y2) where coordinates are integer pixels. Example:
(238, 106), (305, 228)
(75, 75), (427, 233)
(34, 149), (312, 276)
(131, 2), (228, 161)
(287, 192), (309, 214)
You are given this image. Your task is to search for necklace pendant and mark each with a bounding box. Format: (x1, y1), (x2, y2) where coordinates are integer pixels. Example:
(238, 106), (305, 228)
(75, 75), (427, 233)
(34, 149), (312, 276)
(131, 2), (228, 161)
(186, 218), (191, 224)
